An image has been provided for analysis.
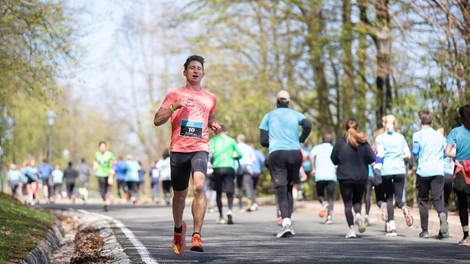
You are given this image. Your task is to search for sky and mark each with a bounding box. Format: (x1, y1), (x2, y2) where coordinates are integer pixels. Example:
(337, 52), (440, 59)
(62, 0), (192, 161)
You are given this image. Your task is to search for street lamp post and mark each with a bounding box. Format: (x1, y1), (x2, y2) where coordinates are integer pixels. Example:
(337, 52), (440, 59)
(0, 108), (14, 193)
(46, 110), (56, 164)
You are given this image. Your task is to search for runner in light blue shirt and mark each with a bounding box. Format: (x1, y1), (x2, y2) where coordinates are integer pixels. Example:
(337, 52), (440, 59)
(7, 164), (22, 199)
(447, 126), (470, 160)
(310, 133), (336, 224)
(412, 128), (446, 177)
(445, 104), (470, 246)
(375, 114), (413, 236)
(376, 131), (410, 176)
(51, 165), (64, 202)
(412, 110), (448, 239)
(259, 90), (312, 238)
(259, 106), (307, 154)
(311, 141), (337, 182)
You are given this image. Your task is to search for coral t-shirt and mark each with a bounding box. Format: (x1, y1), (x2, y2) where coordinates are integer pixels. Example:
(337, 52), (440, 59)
(162, 86), (216, 153)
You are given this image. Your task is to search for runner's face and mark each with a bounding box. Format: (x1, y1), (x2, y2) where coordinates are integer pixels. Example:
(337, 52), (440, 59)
(184, 61), (204, 83)
(99, 143), (107, 152)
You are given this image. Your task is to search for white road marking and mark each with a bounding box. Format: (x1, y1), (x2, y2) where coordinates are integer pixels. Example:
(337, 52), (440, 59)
(83, 210), (159, 264)
(111, 219), (159, 264)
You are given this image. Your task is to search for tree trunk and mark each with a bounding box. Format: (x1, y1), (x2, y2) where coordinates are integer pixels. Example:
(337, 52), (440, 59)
(374, 0), (393, 130)
(341, 0), (354, 125)
(356, 0), (368, 130)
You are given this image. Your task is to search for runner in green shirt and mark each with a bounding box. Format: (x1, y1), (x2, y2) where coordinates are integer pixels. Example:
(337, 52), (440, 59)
(93, 141), (116, 211)
(209, 125), (242, 224)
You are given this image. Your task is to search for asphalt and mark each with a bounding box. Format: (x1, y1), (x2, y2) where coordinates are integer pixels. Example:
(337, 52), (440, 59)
(22, 195), (469, 263)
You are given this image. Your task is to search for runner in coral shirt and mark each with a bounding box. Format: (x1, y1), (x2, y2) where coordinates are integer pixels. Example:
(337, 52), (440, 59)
(154, 55), (220, 255)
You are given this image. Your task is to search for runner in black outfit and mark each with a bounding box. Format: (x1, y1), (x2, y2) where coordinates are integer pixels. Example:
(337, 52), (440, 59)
(331, 118), (375, 238)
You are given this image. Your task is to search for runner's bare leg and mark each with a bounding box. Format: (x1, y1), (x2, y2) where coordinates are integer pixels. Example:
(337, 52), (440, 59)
(192, 171), (207, 233)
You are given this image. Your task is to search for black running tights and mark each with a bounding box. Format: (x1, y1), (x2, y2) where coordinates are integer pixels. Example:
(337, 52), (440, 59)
(339, 181), (365, 227)
(275, 184), (294, 219)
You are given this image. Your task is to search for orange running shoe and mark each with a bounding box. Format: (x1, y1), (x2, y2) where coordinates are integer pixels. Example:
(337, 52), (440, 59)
(190, 233), (204, 252)
(172, 221), (187, 255)
(318, 202), (328, 218)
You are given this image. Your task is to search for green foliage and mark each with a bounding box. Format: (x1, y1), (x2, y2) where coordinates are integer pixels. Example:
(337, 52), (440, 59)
(176, 0), (468, 196)
(2, 0), (469, 201)
(4, 98), (50, 164)
(0, 0), (79, 169)
(0, 0), (76, 108)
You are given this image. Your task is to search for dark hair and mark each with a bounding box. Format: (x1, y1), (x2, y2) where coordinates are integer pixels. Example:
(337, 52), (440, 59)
(276, 98), (289, 107)
(344, 118), (368, 148)
(219, 124), (228, 132)
(459, 104), (470, 130)
(418, 109), (433, 125)
(162, 148), (170, 159)
(184, 55), (205, 71)
(98, 141), (107, 147)
(68, 161), (73, 167)
(81, 158), (86, 163)
(322, 133), (333, 143)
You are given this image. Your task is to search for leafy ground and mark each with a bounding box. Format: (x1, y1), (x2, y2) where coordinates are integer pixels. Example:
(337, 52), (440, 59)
(70, 226), (111, 264)
(0, 193), (55, 263)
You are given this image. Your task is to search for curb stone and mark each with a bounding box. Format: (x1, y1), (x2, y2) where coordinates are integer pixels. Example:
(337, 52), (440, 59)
(20, 222), (64, 264)
(20, 209), (130, 264)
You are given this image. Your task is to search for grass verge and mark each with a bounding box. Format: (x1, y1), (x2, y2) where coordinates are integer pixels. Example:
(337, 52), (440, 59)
(0, 193), (55, 263)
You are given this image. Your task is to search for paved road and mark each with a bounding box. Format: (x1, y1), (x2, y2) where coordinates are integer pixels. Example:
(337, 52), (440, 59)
(46, 199), (470, 263)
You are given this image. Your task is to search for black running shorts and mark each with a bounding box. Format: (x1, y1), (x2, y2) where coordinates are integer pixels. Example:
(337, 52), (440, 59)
(170, 151), (208, 191)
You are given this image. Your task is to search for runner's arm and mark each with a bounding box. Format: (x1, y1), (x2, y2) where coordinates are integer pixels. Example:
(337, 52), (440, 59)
(299, 118), (312, 143)
(310, 153), (315, 176)
(153, 107), (172, 126)
(445, 143), (456, 158)
(260, 129), (269, 148)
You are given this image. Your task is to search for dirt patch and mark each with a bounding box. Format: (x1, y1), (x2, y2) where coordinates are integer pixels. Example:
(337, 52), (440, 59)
(51, 215), (113, 264)
(70, 226), (112, 264)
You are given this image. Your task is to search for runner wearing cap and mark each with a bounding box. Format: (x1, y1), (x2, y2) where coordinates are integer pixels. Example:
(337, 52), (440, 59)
(259, 90), (312, 238)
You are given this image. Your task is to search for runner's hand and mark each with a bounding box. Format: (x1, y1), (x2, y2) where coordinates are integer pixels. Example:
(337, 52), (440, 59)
(210, 122), (221, 133)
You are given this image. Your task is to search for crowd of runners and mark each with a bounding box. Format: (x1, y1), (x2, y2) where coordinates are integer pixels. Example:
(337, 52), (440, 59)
(4, 55), (470, 256)
(152, 55), (470, 255)
(5, 141), (173, 211)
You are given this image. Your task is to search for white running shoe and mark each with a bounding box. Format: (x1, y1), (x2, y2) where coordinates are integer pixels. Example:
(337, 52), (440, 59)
(277, 225), (293, 238)
(345, 229), (356, 238)
(325, 215), (333, 225)
(227, 212), (234, 225)
(386, 220), (397, 237)
(354, 213), (366, 233)
(249, 203), (258, 211)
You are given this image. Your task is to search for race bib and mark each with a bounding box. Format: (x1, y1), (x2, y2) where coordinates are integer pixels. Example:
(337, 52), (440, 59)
(180, 120), (203, 138)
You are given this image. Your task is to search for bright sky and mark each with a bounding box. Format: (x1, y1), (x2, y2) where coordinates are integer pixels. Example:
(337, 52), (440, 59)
(62, 0), (192, 161)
